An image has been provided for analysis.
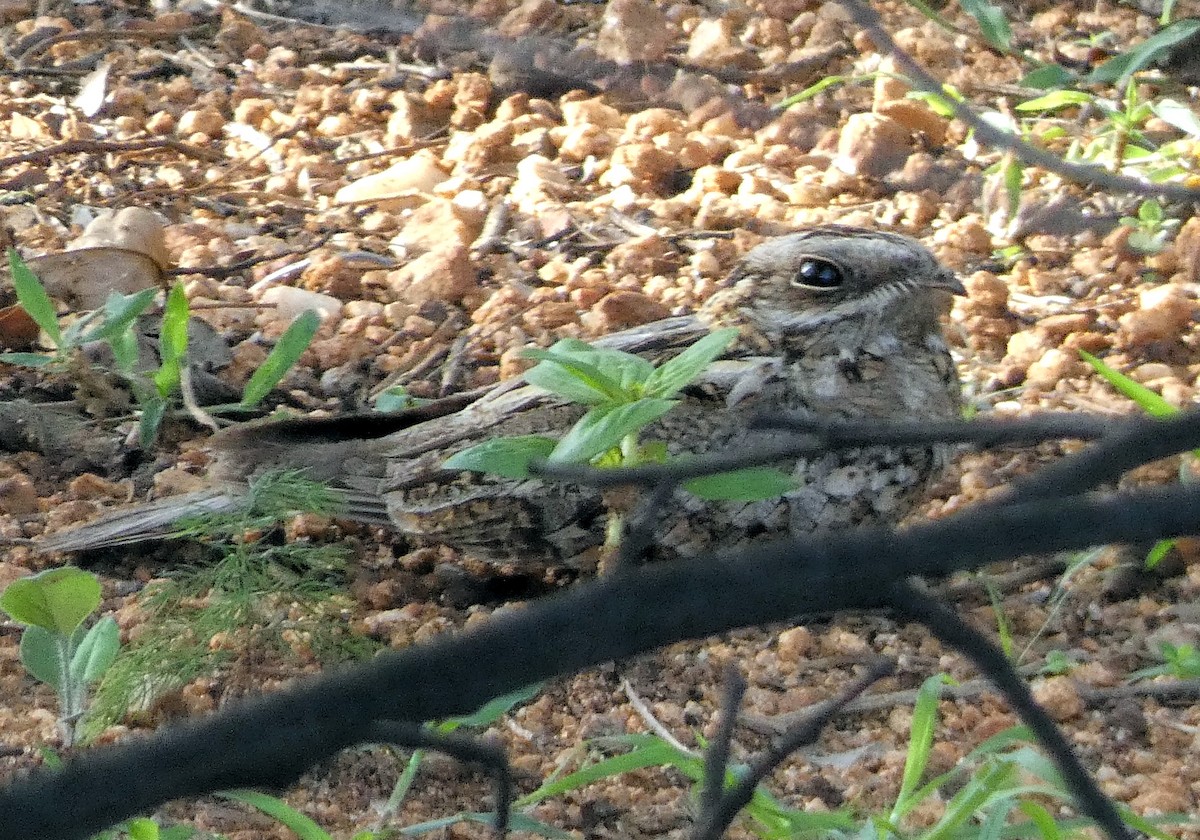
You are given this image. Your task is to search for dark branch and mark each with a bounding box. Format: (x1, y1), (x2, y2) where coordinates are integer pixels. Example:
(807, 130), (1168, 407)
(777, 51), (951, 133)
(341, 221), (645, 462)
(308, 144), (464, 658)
(3, 482), (1199, 839)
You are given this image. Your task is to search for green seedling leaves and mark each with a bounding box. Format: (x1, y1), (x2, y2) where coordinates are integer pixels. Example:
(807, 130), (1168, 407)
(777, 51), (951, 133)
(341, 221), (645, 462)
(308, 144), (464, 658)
(1014, 90), (1093, 112)
(7, 248), (62, 347)
(18, 625), (67, 689)
(1088, 18), (1200, 84)
(1, 566), (101, 635)
(374, 385), (431, 412)
(0, 352), (54, 366)
(153, 282), (189, 397)
(240, 309), (321, 408)
(959, 0), (1011, 52)
(138, 395), (169, 450)
(1079, 350), (1178, 417)
(80, 287), (159, 347)
(523, 341), (636, 403)
(1020, 63), (1076, 89)
(1153, 98), (1200, 137)
(683, 467), (797, 501)
(550, 398), (676, 463)
(641, 327), (737, 398)
(438, 682), (543, 731)
(70, 616), (120, 685)
(219, 790), (333, 840)
(443, 435), (557, 479)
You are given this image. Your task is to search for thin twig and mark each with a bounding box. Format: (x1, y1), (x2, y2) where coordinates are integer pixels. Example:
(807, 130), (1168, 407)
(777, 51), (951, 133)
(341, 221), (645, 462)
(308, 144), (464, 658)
(622, 679), (698, 757)
(534, 412), (1119, 490)
(697, 666), (747, 836)
(695, 660), (895, 840)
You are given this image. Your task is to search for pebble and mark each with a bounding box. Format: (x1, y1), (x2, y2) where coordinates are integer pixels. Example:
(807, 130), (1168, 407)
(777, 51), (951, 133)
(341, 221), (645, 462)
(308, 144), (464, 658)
(386, 243), (478, 305)
(833, 113), (912, 178)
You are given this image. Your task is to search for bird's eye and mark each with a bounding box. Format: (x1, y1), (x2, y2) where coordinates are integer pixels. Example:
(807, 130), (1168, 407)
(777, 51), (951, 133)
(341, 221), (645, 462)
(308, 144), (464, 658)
(792, 258), (844, 290)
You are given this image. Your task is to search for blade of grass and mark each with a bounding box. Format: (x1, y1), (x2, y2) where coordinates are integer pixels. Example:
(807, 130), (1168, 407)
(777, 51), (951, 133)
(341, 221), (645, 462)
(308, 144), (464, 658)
(154, 283), (189, 397)
(240, 309), (320, 408)
(7, 249), (62, 347)
(218, 789), (334, 840)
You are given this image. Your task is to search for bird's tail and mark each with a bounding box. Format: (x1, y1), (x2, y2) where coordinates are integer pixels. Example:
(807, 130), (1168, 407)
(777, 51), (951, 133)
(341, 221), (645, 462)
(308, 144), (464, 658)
(35, 489), (247, 553)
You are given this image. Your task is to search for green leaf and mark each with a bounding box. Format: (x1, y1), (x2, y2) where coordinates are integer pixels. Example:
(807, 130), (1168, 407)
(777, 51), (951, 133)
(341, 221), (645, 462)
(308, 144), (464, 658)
(959, 0), (1011, 51)
(374, 386), (430, 412)
(126, 817), (162, 840)
(642, 327), (738, 399)
(1079, 350), (1178, 417)
(218, 790), (334, 840)
(1020, 63), (1075, 89)
(7, 249), (62, 347)
(138, 395), (168, 449)
(516, 734), (691, 807)
(443, 436), (557, 479)
(1016, 801), (1063, 840)
(78, 287), (158, 345)
(18, 625), (67, 689)
(106, 327), (139, 375)
(532, 340), (655, 393)
(1153, 98), (1200, 137)
(0, 566), (102, 634)
(0, 352), (55, 367)
(1002, 157), (1022, 221)
(440, 682), (543, 730)
(1014, 90), (1094, 112)
(240, 309), (320, 408)
(70, 616), (120, 685)
(522, 343), (639, 404)
(549, 399), (676, 463)
(683, 467), (796, 501)
(1145, 538), (1175, 570)
(1088, 18), (1200, 84)
(891, 673), (949, 821)
(153, 283), (189, 397)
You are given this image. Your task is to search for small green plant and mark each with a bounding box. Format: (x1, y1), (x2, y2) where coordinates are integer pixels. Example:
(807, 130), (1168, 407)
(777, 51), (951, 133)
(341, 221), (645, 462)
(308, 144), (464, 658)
(1129, 641), (1200, 681)
(444, 332), (795, 555)
(870, 675), (1183, 840)
(91, 817), (197, 840)
(1119, 198), (1179, 255)
(374, 384), (432, 412)
(1040, 649), (1074, 675)
(0, 566), (119, 746)
(1081, 350), (1193, 570)
(85, 471), (375, 737)
(0, 249), (320, 444)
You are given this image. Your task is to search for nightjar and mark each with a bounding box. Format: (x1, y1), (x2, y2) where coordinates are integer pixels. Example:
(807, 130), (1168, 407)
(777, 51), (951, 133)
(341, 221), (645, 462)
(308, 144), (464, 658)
(41, 226), (965, 568)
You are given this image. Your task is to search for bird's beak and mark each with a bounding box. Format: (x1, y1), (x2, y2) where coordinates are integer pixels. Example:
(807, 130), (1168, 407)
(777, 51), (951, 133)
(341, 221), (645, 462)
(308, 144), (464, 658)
(925, 269), (967, 296)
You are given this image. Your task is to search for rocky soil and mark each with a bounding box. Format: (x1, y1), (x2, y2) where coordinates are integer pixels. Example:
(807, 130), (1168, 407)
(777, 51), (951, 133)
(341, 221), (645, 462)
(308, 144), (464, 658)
(2, 0), (1200, 837)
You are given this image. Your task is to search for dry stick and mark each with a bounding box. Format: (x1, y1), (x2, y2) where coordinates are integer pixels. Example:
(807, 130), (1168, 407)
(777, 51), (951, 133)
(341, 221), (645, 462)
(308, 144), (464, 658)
(695, 659), (896, 840)
(6, 482), (1200, 840)
(997, 409), (1200, 503)
(12, 25), (208, 68)
(888, 581), (1132, 840)
(697, 666), (747, 836)
(838, 0), (1200, 204)
(0, 138), (223, 170)
(365, 721), (512, 839)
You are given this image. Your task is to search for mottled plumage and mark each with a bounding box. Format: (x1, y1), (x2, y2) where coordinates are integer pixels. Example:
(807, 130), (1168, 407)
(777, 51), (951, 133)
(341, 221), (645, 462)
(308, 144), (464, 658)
(41, 226), (965, 568)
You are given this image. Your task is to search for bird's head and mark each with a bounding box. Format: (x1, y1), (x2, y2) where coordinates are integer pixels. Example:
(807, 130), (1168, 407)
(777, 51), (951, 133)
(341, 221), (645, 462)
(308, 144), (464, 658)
(701, 226), (965, 347)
